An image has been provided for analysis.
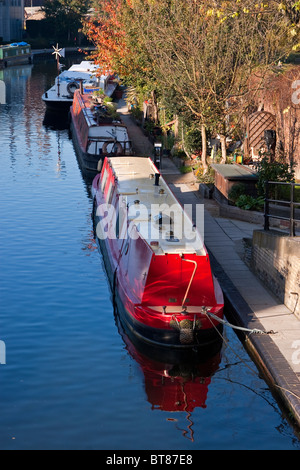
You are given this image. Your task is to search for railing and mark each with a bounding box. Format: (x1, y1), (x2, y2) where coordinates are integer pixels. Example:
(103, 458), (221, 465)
(87, 139), (133, 156)
(264, 181), (300, 237)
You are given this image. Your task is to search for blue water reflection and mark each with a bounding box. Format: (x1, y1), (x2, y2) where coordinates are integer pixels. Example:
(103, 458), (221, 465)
(0, 60), (299, 450)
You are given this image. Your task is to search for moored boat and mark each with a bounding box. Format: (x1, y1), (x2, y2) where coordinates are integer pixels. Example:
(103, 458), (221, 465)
(92, 156), (224, 349)
(70, 89), (133, 179)
(0, 43), (32, 68)
(42, 61), (117, 110)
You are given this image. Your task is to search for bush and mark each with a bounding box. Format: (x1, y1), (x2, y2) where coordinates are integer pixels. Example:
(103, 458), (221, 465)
(228, 183), (247, 203)
(273, 184), (300, 203)
(184, 127), (202, 156)
(131, 106), (143, 122)
(256, 153), (296, 197)
(235, 195), (264, 211)
(180, 166), (193, 174)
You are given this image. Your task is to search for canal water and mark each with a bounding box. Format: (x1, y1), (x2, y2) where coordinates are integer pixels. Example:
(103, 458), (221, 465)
(0, 59), (299, 451)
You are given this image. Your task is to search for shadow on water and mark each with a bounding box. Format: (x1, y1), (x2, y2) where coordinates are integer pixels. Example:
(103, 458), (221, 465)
(42, 109), (96, 203)
(43, 108), (100, 185)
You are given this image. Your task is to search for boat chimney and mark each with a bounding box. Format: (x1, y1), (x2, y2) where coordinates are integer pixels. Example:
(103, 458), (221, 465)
(79, 79), (84, 94)
(154, 173), (160, 186)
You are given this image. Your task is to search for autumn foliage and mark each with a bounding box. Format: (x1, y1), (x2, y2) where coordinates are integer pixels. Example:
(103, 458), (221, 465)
(85, 0), (129, 75)
(85, 0), (300, 163)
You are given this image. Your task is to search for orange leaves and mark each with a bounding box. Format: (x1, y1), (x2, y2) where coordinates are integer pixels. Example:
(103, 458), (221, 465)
(84, 0), (130, 75)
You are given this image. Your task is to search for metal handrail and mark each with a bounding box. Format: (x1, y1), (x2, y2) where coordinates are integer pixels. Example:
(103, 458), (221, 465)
(87, 138), (133, 156)
(264, 181), (300, 236)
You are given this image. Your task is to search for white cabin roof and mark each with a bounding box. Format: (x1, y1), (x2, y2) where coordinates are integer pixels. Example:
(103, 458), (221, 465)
(109, 157), (206, 256)
(68, 61), (109, 81)
(55, 62), (108, 84)
(68, 61), (99, 73)
(56, 70), (97, 83)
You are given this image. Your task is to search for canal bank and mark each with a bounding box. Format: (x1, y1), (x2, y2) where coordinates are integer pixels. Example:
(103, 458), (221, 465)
(116, 99), (300, 430)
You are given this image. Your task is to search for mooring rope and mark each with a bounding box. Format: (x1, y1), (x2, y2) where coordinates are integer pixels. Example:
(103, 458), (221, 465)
(205, 310), (276, 336)
(202, 309), (262, 377)
(203, 310), (300, 402)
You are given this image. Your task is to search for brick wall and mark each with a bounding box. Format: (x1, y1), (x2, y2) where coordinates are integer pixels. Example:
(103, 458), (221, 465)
(252, 230), (300, 319)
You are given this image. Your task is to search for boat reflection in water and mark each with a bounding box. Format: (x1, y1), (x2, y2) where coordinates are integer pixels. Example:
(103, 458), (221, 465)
(43, 109), (71, 131)
(115, 312), (222, 442)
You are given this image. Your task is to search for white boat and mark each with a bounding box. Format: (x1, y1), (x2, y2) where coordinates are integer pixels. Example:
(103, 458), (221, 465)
(42, 61), (117, 110)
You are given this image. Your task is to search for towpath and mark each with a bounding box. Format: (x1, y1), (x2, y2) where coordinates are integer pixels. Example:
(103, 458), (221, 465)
(116, 97), (300, 428)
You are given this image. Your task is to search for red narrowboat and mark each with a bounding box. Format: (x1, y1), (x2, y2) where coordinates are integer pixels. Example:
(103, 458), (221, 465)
(70, 89), (133, 179)
(92, 156), (224, 349)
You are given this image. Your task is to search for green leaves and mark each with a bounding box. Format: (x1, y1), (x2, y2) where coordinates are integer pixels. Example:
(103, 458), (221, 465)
(235, 195), (265, 211)
(256, 153), (296, 197)
(42, 0), (90, 42)
(87, 0), (300, 148)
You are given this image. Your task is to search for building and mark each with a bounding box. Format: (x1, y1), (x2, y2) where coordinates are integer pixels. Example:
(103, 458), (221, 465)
(24, 0), (44, 6)
(0, 0), (25, 42)
(245, 66), (300, 181)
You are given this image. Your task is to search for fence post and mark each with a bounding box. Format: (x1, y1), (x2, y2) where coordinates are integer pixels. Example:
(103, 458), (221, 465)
(290, 183), (295, 237)
(264, 181), (270, 231)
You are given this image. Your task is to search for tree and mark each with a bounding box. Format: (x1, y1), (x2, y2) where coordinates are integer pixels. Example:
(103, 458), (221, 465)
(43, 0), (90, 43)
(124, 1), (299, 163)
(279, 0), (300, 23)
(85, 0), (156, 85)
(86, 1), (300, 167)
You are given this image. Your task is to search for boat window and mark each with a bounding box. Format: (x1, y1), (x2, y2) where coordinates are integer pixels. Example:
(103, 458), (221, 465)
(117, 197), (127, 240)
(107, 181), (114, 205)
(101, 168), (108, 191)
(116, 212), (120, 239)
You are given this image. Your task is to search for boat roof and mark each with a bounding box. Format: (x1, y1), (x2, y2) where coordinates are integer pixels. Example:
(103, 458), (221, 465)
(109, 157), (206, 256)
(1, 42), (30, 49)
(57, 70), (99, 82)
(77, 92), (125, 129)
(68, 61), (108, 80)
(56, 62), (109, 82)
(11, 42), (29, 46)
(69, 61), (98, 72)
